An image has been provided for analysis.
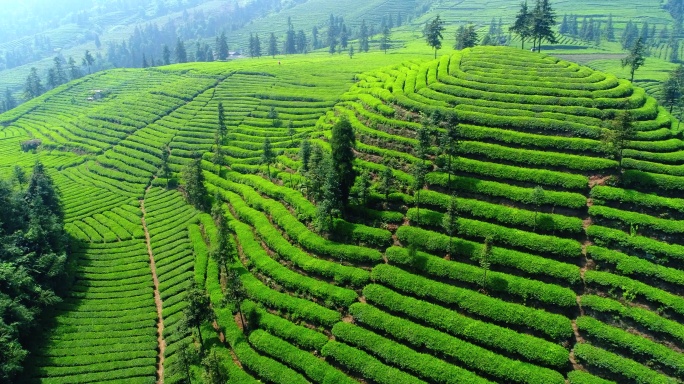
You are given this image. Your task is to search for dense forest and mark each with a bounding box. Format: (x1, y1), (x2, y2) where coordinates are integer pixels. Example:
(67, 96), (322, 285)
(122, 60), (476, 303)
(0, 162), (70, 382)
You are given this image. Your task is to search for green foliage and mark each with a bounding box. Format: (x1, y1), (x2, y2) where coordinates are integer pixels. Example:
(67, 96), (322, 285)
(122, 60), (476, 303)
(424, 15), (446, 58)
(182, 157), (209, 211)
(330, 115), (356, 205)
(573, 343), (677, 384)
(621, 37), (646, 82)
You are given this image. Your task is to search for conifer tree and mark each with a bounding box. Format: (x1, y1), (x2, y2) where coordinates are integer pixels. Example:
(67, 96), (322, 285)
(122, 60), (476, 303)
(531, 0), (557, 52)
(606, 14), (615, 41)
(183, 284), (215, 352)
(23, 67), (44, 101)
(162, 45), (171, 65)
(261, 138), (275, 180)
(217, 31), (229, 60)
(182, 156), (209, 211)
(510, 1), (533, 49)
(82, 50), (95, 74)
(359, 20), (370, 52)
(455, 25), (478, 50)
(380, 27), (391, 53)
(601, 111), (636, 172)
(622, 37), (646, 82)
(330, 116), (356, 206)
(268, 33), (278, 57)
(175, 38), (187, 63)
(424, 15), (446, 58)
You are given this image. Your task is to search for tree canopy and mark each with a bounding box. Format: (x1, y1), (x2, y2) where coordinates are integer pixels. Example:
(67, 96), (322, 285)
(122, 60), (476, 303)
(424, 15), (446, 58)
(0, 162), (70, 383)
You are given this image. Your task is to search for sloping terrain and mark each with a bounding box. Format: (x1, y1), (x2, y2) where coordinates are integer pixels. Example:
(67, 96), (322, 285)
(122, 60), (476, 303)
(2, 46), (684, 383)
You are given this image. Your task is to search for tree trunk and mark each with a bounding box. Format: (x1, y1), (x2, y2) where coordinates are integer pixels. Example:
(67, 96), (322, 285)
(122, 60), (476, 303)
(237, 300), (247, 333)
(197, 325), (204, 351)
(521, 37), (525, 50)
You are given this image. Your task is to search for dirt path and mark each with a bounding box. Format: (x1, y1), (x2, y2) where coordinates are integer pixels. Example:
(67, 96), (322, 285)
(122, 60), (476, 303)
(141, 194), (166, 384)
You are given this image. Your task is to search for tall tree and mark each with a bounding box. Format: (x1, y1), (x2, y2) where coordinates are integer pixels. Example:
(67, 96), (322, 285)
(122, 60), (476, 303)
(380, 26), (391, 53)
(605, 14), (615, 41)
(162, 45), (171, 65)
(425, 16), (446, 58)
(285, 18), (296, 54)
(82, 50), (95, 74)
(183, 284), (215, 352)
(3, 88), (16, 111)
(622, 37), (646, 82)
(530, 186), (545, 232)
(510, 1), (533, 50)
(455, 25), (479, 50)
(531, 0), (557, 52)
(268, 32), (278, 58)
(224, 267), (247, 332)
(439, 114), (460, 192)
(175, 38), (187, 63)
(217, 102), (227, 141)
(261, 138), (275, 180)
(359, 20), (370, 52)
(53, 56), (67, 85)
(217, 31), (229, 60)
(442, 194), (459, 257)
(601, 111), (636, 172)
(182, 156), (209, 211)
(23, 67), (44, 101)
(314, 154), (340, 233)
(330, 116), (356, 206)
(295, 30), (308, 53)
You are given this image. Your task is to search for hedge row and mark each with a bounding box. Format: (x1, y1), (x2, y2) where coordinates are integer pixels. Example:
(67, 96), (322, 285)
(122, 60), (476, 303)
(427, 172), (587, 209)
(458, 141), (616, 172)
(577, 316), (684, 377)
(249, 330), (356, 384)
(589, 205), (684, 237)
(590, 186), (684, 216)
(385, 246), (576, 308)
(580, 295), (684, 347)
(623, 147), (684, 165)
(220, 188), (369, 286)
(396, 225), (582, 285)
(623, 158), (684, 177)
(371, 264), (573, 341)
(455, 123), (603, 154)
(230, 212), (358, 308)
(622, 170), (684, 192)
(587, 246), (684, 290)
(362, 284), (568, 369)
(449, 155), (589, 190)
(587, 225), (684, 264)
(188, 224), (208, 289)
(331, 322), (492, 384)
(350, 302), (564, 384)
(233, 262), (341, 327)
(208, 175), (383, 263)
(242, 300), (328, 351)
(585, 270), (684, 316)
(573, 343), (677, 384)
(419, 190), (583, 235)
(320, 341), (425, 384)
(406, 208), (582, 259)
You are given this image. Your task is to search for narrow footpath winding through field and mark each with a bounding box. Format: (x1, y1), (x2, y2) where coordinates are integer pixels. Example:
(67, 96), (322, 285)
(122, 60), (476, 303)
(141, 192), (166, 384)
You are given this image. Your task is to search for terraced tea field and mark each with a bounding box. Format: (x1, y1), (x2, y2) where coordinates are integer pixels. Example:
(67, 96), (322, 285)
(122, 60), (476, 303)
(3, 46), (684, 384)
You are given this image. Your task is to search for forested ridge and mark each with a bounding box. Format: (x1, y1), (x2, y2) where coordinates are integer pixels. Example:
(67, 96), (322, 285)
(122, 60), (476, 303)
(0, 162), (70, 383)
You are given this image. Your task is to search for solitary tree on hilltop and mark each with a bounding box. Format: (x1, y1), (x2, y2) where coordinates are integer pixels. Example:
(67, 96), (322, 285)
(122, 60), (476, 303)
(330, 116), (356, 206)
(425, 15), (445, 58)
(622, 37), (646, 82)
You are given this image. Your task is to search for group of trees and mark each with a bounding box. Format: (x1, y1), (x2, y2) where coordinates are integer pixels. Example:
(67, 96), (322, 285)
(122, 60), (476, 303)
(559, 14), (614, 44)
(510, 0), (557, 52)
(0, 162), (71, 382)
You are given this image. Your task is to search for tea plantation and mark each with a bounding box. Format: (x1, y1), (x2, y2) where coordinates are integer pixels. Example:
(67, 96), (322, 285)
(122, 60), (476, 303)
(2, 45), (684, 384)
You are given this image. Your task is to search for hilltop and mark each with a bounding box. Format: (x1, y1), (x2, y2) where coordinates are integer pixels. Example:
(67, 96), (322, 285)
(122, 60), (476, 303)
(2, 42), (684, 384)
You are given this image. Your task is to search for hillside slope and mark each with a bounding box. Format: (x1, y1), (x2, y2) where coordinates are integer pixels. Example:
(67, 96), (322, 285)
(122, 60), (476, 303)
(2, 46), (684, 384)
